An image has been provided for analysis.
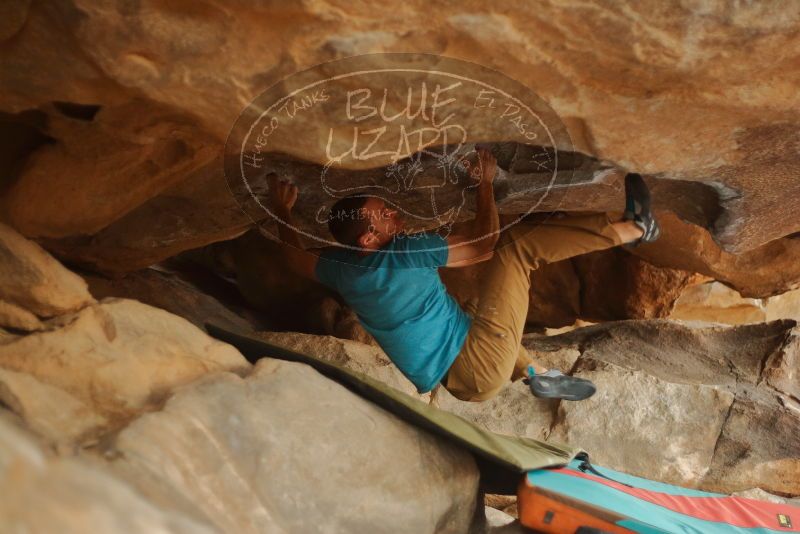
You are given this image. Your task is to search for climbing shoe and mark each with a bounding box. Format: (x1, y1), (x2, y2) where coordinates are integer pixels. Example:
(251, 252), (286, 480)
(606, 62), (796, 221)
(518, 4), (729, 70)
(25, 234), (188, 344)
(524, 368), (597, 401)
(623, 172), (661, 244)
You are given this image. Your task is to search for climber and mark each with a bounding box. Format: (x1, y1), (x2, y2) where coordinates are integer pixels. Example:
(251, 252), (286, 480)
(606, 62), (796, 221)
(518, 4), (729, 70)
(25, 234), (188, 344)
(266, 148), (660, 402)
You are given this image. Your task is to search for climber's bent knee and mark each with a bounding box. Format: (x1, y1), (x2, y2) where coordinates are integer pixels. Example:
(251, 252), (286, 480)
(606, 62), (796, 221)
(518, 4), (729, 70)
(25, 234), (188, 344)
(446, 385), (504, 403)
(443, 371), (507, 402)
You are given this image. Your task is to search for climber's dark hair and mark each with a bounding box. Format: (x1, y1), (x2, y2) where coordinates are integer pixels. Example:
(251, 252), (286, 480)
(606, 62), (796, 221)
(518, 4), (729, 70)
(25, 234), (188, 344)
(327, 195), (371, 247)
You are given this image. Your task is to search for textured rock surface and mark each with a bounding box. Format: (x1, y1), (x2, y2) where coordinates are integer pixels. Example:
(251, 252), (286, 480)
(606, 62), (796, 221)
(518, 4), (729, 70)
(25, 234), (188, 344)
(764, 289), (800, 323)
(0, 223), (252, 444)
(671, 280), (800, 325)
(255, 331), (420, 398)
(762, 328), (799, 400)
(484, 507), (515, 529)
(1, 1), (799, 293)
(633, 213), (800, 298)
(252, 324), (800, 498)
(0, 222), (94, 318)
(1, 100), (221, 240)
(571, 248), (699, 321)
(0, 298), (250, 434)
(701, 391), (800, 495)
(111, 359), (479, 534)
(551, 359), (734, 485)
(0, 414), (215, 534)
(484, 495), (518, 519)
(525, 319), (800, 495)
(0, 369), (107, 447)
(0, 226), (482, 531)
(38, 153), (255, 274)
(83, 267), (264, 334)
(0, 299), (43, 331)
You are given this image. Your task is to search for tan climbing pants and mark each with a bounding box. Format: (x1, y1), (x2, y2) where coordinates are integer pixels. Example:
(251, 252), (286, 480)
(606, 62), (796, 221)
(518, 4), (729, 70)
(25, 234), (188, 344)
(443, 213), (624, 402)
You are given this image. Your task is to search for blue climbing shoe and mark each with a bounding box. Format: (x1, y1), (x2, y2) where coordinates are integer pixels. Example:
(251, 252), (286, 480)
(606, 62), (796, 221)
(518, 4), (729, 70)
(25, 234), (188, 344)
(624, 173), (660, 244)
(524, 367), (597, 401)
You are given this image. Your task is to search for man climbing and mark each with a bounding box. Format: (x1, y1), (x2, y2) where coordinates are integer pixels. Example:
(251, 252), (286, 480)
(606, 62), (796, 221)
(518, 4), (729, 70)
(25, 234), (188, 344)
(267, 147), (660, 402)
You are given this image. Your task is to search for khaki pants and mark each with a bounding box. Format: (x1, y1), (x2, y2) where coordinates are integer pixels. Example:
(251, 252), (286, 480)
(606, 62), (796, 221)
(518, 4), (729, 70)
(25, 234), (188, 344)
(444, 213), (623, 402)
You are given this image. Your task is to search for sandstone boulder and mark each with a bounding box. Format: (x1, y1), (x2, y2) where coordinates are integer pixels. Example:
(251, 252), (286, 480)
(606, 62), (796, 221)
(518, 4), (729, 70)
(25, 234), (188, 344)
(111, 359), (479, 534)
(701, 391), (800, 496)
(762, 328), (799, 400)
(0, 414), (215, 534)
(671, 280), (800, 325)
(764, 289), (800, 322)
(528, 319), (790, 388)
(0, 368), (106, 447)
(1, 2), (799, 521)
(551, 358), (734, 486)
(484, 495), (517, 518)
(0, 222), (94, 319)
(525, 319), (800, 495)
(484, 507), (515, 528)
(0, 299), (43, 331)
(0, 298), (250, 431)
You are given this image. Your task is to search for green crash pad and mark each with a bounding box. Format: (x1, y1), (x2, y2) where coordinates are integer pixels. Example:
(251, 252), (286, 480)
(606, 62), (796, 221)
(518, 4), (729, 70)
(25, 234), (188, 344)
(206, 324), (581, 494)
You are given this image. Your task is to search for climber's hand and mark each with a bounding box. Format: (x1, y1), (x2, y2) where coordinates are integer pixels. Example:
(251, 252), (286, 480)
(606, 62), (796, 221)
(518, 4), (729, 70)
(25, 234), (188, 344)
(475, 146), (497, 184)
(462, 147), (497, 184)
(268, 174), (298, 214)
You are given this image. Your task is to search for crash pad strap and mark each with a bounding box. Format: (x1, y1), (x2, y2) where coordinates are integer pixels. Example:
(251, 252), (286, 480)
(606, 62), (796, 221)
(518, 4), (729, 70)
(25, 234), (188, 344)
(206, 324), (581, 494)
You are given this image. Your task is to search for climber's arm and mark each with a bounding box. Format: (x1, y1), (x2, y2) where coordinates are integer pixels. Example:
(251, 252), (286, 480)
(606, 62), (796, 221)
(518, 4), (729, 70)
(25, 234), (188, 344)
(445, 147), (500, 267)
(268, 175), (319, 281)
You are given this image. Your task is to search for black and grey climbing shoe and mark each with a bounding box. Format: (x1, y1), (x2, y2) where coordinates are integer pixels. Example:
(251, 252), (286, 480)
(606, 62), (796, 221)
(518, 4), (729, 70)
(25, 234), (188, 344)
(624, 173), (661, 244)
(524, 368), (597, 401)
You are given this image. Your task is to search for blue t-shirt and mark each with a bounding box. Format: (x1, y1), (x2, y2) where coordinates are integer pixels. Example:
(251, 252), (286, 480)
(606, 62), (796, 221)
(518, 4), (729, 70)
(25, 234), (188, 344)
(315, 233), (472, 393)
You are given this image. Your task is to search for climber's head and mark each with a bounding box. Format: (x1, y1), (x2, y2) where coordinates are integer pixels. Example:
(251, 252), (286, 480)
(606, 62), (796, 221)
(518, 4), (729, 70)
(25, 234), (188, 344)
(328, 195), (405, 250)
